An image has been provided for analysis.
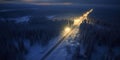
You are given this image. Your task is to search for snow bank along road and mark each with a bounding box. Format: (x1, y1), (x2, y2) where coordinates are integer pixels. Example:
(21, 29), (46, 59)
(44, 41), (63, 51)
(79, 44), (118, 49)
(40, 9), (93, 60)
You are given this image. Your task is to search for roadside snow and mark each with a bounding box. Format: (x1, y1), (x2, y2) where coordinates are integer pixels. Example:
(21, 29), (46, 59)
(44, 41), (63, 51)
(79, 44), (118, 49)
(25, 36), (60, 60)
(46, 28), (80, 60)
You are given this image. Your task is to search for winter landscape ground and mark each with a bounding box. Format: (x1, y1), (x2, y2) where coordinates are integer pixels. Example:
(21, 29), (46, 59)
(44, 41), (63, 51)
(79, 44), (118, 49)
(0, 2), (120, 60)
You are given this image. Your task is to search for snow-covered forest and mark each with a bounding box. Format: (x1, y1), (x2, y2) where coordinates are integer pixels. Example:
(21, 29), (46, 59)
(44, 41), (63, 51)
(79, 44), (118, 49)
(0, 3), (120, 60)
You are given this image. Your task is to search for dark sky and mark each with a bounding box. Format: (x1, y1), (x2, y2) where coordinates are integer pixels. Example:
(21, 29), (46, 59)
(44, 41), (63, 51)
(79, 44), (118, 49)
(1, 0), (120, 5)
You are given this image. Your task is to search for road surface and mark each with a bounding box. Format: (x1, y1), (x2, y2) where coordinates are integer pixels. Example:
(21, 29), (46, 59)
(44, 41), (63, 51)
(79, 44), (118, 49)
(40, 9), (93, 60)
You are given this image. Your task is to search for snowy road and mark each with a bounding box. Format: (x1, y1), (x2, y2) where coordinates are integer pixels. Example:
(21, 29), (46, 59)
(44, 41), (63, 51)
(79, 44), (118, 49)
(40, 9), (93, 60)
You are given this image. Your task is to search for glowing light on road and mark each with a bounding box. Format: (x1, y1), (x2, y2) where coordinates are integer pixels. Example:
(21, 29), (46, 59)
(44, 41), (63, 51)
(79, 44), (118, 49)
(64, 27), (71, 32)
(73, 9), (93, 26)
(73, 18), (82, 26)
(62, 9), (93, 38)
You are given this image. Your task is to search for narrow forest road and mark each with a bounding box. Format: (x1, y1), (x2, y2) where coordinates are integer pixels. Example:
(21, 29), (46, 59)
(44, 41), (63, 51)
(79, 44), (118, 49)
(40, 9), (93, 60)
